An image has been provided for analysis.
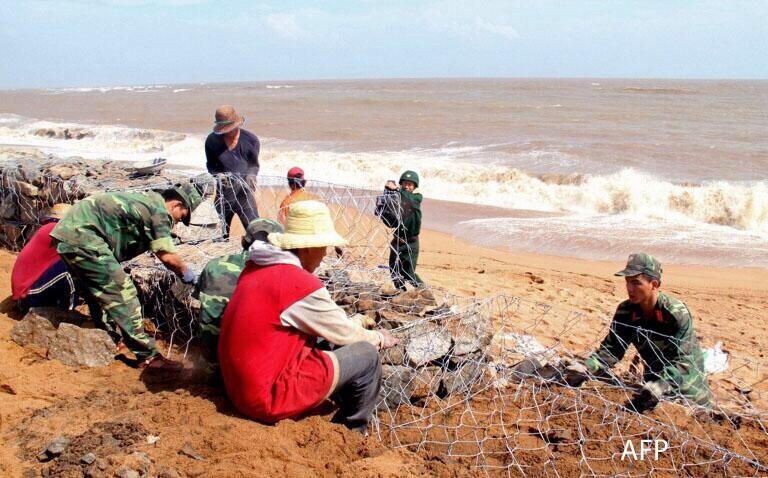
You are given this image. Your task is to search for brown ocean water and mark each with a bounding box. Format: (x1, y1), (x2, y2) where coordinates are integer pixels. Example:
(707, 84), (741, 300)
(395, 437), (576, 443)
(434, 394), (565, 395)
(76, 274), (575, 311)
(1, 79), (766, 266)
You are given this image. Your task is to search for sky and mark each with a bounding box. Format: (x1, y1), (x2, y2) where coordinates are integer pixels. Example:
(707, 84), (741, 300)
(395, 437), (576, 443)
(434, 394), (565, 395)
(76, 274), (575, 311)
(0, 0), (766, 88)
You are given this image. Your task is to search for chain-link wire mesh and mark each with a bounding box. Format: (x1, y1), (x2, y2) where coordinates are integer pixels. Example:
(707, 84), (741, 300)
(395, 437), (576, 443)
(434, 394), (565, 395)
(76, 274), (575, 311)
(1, 159), (767, 476)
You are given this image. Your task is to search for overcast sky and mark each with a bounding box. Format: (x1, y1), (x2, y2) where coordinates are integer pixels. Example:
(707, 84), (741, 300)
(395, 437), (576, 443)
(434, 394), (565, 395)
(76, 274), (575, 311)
(1, 0), (766, 88)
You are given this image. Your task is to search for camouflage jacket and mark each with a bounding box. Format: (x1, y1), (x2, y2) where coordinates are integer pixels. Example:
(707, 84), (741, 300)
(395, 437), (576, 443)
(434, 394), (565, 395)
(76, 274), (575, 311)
(585, 292), (711, 404)
(375, 189), (422, 242)
(51, 191), (176, 262)
(194, 250), (248, 357)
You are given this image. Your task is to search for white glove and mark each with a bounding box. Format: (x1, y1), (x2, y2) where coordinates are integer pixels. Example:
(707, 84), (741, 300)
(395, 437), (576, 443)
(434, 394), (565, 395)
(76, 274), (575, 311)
(181, 267), (197, 285)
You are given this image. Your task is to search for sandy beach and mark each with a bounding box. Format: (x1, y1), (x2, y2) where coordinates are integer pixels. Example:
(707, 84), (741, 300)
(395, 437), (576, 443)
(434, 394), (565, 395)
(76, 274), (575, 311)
(1, 221), (766, 477)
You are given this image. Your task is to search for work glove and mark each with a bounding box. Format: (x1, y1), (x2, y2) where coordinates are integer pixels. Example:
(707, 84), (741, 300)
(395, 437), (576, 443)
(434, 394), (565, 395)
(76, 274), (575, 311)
(560, 359), (590, 388)
(180, 267), (198, 285)
(624, 381), (669, 414)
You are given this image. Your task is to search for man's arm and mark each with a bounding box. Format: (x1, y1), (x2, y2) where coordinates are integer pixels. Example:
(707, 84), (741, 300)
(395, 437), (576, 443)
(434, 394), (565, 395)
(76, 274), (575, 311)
(584, 311), (632, 373)
(156, 250), (189, 277)
(280, 287), (394, 349)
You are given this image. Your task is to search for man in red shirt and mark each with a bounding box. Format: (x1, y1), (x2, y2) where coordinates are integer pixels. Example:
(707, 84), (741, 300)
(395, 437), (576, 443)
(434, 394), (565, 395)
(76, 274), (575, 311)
(218, 200), (398, 433)
(12, 204), (80, 311)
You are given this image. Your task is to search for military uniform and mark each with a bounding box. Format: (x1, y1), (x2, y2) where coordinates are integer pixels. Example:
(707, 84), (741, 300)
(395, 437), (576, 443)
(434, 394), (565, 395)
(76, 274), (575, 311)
(51, 185), (201, 361)
(584, 254), (712, 407)
(376, 171), (424, 291)
(194, 218), (283, 362)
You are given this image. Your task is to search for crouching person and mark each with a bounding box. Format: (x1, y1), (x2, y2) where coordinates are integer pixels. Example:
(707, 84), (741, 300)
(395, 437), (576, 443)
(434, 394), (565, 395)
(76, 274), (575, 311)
(195, 218), (283, 364)
(50, 183), (203, 370)
(218, 200), (398, 433)
(563, 253), (712, 413)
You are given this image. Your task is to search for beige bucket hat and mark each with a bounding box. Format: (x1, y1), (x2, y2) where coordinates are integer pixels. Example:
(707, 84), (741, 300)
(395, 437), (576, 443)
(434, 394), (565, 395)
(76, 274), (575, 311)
(268, 200), (348, 250)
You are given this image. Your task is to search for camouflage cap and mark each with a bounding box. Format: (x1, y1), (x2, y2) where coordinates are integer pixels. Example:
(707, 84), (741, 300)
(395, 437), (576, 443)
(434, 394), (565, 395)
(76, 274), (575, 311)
(173, 183), (203, 226)
(242, 218), (284, 249)
(615, 252), (662, 280)
(399, 170), (420, 187)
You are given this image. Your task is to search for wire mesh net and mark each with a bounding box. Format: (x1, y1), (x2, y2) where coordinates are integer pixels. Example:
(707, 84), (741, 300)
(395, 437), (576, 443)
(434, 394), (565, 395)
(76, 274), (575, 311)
(1, 159), (767, 476)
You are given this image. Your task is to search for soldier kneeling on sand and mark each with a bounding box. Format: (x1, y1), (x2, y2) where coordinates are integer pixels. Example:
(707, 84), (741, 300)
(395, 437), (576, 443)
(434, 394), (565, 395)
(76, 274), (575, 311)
(562, 253), (712, 413)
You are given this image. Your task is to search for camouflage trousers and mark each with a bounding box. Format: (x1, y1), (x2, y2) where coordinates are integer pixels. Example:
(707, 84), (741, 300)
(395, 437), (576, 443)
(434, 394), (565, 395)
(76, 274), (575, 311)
(57, 242), (157, 361)
(389, 238), (424, 291)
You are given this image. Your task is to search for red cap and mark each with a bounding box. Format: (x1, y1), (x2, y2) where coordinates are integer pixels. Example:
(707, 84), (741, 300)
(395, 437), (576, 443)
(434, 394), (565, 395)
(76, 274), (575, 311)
(287, 166), (304, 179)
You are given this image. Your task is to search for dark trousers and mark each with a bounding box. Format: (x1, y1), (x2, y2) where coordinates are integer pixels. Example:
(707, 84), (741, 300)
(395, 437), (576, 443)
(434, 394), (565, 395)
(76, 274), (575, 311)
(389, 238), (424, 291)
(18, 260), (78, 311)
(330, 342), (382, 433)
(215, 179), (259, 238)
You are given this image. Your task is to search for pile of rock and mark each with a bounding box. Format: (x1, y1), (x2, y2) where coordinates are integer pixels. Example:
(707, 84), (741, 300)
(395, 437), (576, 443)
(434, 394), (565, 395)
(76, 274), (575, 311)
(320, 269), (495, 407)
(0, 157), (190, 249)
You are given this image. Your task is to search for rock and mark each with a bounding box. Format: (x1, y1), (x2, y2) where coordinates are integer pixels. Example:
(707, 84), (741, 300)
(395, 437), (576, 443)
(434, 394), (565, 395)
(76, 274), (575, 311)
(80, 452), (97, 465)
(10, 310), (59, 349)
(450, 314), (493, 356)
(355, 298), (385, 313)
(37, 436), (70, 462)
(402, 322), (452, 367)
(0, 195), (17, 219)
(381, 365), (442, 407)
(115, 466), (140, 478)
(349, 314), (376, 329)
(46, 165), (77, 180)
(179, 442), (204, 460)
(380, 342), (405, 365)
(442, 362), (486, 395)
(376, 309), (412, 329)
(47, 323), (115, 367)
(147, 435), (160, 444)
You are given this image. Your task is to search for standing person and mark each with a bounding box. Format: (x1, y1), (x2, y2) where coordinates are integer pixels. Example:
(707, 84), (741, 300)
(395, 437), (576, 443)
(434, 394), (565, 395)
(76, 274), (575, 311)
(205, 105), (260, 237)
(562, 253), (712, 413)
(12, 204), (79, 311)
(50, 183), (202, 370)
(218, 200), (398, 433)
(375, 170), (424, 291)
(277, 167), (316, 224)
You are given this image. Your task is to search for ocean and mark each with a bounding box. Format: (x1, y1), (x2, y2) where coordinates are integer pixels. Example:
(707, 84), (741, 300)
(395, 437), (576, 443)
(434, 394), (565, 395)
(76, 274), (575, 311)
(1, 78), (766, 267)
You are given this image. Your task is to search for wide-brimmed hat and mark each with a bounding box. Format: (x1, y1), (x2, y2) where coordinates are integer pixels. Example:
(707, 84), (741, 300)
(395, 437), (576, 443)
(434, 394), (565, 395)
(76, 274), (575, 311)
(212, 105), (245, 134)
(615, 252), (662, 280)
(41, 203), (71, 221)
(268, 200), (348, 250)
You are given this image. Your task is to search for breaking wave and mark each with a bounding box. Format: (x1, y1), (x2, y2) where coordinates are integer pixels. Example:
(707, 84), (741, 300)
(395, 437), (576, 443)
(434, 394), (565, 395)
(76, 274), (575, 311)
(0, 114), (765, 235)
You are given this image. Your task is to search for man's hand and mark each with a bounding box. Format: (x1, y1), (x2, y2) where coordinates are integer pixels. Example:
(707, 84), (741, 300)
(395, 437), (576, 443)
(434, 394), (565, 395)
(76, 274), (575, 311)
(385, 180), (398, 191)
(624, 381), (667, 414)
(378, 330), (399, 350)
(181, 267), (198, 285)
(560, 359), (590, 388)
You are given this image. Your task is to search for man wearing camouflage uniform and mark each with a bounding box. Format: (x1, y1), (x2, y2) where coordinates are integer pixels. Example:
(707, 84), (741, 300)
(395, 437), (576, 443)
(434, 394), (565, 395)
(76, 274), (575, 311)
(195, 218), (283, 363)
(375, 170), (425, 291)
(50, 183), (202, 370)
(564, 253), (712, 412)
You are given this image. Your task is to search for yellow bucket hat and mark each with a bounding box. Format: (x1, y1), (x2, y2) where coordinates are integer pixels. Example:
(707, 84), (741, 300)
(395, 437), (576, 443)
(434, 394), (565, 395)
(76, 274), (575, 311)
(268, 200), (348, 250)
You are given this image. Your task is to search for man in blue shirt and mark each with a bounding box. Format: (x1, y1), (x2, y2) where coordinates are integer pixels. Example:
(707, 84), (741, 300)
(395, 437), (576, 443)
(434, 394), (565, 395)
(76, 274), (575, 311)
(205, 105), (260, 238)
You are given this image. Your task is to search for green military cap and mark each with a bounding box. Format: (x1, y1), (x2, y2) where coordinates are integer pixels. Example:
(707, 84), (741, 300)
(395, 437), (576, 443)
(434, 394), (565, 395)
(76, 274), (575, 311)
(399, 170), (420, 187)
(615, 252), (662, 280)
(173, 182), (203, 226)
(242, 218), (284, 249)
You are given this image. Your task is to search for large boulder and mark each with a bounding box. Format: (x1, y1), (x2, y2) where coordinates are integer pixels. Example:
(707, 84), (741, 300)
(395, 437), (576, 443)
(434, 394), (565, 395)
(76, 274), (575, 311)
(380, 365), (441, 407)
(47, 323), (115, 367)
(449, 313), (493, 356)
